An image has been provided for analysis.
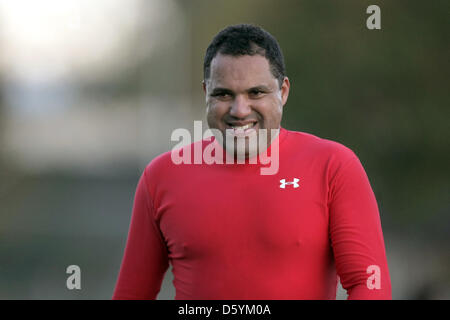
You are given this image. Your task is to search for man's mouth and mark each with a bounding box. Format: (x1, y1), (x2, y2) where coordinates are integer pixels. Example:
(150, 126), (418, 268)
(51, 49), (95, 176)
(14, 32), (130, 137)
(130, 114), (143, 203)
(225, 121), (258, 136)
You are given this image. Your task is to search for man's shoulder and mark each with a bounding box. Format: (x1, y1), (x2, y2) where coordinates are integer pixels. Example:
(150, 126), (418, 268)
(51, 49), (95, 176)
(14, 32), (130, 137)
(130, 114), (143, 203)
(283, 128), (358, 162)
(145, 149), (173, 170)
(142, 139), (204, 176)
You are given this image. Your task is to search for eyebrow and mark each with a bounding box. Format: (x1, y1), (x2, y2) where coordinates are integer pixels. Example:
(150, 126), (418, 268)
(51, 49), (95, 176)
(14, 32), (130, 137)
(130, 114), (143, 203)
(210, 87), (234, 96)
(210, 85), (271, 95)
(246, 85), (271, 92)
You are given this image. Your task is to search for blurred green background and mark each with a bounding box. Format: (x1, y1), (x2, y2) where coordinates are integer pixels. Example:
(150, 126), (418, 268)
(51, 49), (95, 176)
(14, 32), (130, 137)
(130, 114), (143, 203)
(0, 0), (448, 299)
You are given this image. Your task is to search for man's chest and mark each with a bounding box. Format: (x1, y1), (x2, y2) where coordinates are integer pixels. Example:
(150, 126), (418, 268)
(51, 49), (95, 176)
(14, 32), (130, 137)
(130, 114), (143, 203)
(153, 164), (331, 260)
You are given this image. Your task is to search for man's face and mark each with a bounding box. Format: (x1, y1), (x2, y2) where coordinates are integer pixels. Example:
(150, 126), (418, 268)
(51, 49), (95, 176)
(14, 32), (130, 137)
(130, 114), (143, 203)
(203, 53), (290, 156)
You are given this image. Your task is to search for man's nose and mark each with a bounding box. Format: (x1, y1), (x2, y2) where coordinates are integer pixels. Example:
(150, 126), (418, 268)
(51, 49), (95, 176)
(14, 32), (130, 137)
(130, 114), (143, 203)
(229, 94), (251, 118)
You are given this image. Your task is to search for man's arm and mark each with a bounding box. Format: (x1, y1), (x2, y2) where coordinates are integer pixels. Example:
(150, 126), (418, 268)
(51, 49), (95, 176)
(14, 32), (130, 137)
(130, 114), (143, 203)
(329, 155), (392, 299)
(112, 169), (169, 300)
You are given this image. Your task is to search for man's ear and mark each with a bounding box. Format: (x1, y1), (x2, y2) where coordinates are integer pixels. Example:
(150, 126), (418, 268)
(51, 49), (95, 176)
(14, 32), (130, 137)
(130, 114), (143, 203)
(202, 80), (206, 94)
(281, 77), (290, 107)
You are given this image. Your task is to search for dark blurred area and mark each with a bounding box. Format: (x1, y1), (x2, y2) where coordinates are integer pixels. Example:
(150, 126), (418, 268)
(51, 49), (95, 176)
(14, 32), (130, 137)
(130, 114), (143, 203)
(0, 0), (448, 299)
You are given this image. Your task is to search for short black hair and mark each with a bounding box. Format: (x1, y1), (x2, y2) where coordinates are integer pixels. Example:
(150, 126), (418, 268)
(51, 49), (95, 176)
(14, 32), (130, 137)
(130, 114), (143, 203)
(203, 24), (286, 88)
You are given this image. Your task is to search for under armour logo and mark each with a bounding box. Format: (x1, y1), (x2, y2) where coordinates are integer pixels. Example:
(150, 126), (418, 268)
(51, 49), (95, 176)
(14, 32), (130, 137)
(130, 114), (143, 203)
(280, 178), (300, 189)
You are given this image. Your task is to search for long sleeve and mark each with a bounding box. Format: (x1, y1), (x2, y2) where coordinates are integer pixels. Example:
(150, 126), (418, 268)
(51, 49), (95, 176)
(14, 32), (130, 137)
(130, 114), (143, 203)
(329, 155), (392, 299)
(112, 169), (169, 300)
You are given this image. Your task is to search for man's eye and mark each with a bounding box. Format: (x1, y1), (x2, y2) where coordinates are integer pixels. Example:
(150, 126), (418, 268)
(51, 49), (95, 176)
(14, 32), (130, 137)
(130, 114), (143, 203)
(212, 92), (230, 98)
(249, 90), (264, 97)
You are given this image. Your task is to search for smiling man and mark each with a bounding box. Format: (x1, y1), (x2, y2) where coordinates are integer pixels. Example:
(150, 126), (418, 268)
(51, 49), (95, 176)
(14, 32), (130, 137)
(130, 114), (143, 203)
(204, 51), (289, 160)
(113, 24), (392, 300)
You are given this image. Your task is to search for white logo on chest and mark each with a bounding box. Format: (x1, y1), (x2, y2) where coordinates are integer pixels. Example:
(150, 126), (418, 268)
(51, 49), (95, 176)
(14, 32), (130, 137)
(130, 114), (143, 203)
(279, 178), (300, 189)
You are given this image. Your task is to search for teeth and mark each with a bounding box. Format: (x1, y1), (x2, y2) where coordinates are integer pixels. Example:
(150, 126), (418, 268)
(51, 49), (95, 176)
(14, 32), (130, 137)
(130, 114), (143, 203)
(231, 123), (255, 130)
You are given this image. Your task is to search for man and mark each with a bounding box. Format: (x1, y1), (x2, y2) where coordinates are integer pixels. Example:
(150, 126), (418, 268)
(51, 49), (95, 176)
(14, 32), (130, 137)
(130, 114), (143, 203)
(113, 24), (391, 299)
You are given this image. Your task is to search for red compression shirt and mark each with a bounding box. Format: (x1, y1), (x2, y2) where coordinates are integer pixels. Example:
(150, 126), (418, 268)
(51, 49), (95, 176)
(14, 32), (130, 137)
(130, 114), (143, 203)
(113, 127), (391, 299)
